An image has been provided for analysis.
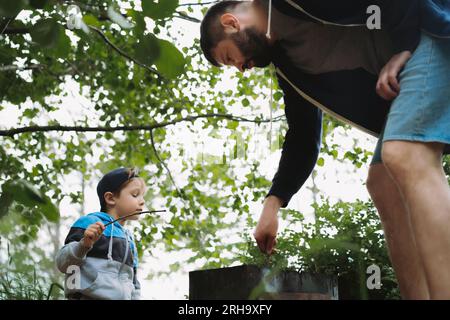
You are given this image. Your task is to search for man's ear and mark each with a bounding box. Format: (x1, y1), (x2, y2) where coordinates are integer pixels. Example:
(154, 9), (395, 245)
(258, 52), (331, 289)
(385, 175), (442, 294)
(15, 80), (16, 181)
(104, 192), (116, 208)
(220, 13), (240, 34)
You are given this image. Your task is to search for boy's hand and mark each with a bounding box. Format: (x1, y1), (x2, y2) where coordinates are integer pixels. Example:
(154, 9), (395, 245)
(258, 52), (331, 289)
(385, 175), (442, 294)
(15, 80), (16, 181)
(253, 196), (283, 255)
(82, 222), (105, 248)
(376, 50), (412, 101)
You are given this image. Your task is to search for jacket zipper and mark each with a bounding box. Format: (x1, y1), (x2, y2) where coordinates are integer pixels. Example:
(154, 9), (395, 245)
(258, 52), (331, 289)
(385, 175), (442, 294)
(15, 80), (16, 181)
(284, 0), (365, 27)
(276, 68), (378, 137)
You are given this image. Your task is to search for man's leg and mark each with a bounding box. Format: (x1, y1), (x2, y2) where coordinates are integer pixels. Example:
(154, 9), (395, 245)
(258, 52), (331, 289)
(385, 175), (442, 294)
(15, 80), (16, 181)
(382, 141), (450, 299)
(366, 163), (429, 299)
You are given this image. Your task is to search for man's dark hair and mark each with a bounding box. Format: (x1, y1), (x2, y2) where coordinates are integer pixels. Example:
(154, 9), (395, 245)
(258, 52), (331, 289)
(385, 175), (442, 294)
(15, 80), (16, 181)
(200, 1), (245, 67)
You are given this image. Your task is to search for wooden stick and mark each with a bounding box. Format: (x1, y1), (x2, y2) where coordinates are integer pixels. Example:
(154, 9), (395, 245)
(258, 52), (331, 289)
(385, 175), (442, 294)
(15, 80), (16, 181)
(104, 210), (166, 227)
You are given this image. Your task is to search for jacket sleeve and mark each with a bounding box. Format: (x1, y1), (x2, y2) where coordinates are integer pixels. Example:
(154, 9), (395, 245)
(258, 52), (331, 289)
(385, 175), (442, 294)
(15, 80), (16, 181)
(55, 239), (92, 273)
(265, 76), (322, 208)
(55, 216), (95, 273)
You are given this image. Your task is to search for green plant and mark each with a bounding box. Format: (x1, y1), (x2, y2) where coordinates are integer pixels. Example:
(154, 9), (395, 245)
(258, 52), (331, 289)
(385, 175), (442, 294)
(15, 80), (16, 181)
(0, 238), (65, 300)
(0, 270), (46, 300)
(0, 264), (64, 300)
(238, 198), (401, 300)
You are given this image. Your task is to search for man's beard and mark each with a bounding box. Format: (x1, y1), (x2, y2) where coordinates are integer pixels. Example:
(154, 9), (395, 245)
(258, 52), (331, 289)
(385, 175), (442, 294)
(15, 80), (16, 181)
(230, 27), (272, 69)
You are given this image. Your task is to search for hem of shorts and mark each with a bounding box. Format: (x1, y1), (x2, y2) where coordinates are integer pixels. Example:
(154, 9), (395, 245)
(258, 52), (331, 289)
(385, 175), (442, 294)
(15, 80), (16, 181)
(382, 135), (450, 146)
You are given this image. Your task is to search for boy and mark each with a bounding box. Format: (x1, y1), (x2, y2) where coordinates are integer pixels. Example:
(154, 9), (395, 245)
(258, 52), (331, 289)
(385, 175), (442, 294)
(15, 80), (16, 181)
(56, 167), (145, 300)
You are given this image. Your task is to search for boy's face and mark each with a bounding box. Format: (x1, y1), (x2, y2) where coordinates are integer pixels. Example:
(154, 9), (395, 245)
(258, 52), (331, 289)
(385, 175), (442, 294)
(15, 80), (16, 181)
(114, 178), (146, 220)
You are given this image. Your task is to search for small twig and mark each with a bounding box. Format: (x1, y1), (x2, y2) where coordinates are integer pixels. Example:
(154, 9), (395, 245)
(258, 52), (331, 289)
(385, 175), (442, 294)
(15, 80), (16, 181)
(174, 12), (201, 23)
(178, 1), (220, 7)
(149, 127), (185, 200)
(1, 15), (18, 36)
(88, 25), (162, 78)
(104, 209), (166, 227)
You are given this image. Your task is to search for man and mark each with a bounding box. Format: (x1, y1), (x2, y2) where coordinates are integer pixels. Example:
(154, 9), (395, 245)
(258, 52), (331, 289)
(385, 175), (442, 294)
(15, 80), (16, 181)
(200, 0), (450, 299)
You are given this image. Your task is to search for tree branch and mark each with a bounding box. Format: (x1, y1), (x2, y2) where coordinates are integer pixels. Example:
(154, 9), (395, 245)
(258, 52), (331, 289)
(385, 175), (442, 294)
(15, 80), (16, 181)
(149, 127), (186, 203)
(88, 25), (162, 78)
(0, 25), (158, 79)
(178, 1), (220, 7)
(0, 114), (285, 137)
(0, 64), (43, 72)
(174, 12), (201, 23)
(1, 27), (30, 35)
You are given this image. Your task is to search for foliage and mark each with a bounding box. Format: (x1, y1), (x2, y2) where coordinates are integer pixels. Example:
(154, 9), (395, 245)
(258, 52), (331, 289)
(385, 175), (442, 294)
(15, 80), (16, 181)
(239, 198), (401, 300)
(0, 240), (64, 300)
(0, 0), (291, 287)
(0, 270), (49, 300)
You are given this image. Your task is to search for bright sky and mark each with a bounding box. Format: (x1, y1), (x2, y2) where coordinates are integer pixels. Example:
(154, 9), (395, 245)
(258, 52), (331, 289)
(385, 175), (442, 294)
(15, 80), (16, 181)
(0, 0), (379, 299)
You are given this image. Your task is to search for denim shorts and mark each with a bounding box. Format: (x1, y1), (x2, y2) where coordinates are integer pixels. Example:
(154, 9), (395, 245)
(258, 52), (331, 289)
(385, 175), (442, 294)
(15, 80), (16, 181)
(371, 31), (450, 165)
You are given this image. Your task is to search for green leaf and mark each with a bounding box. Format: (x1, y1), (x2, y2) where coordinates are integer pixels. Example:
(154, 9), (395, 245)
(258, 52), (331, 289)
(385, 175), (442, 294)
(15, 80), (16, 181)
(142, 0), (179, 20)
(134, 34), (161, 66)
(331, 149), (338, 159)
(309, 238), (361, 253)
(30, 19), (71, 57)
(39, 197), (59, 222)
(49, 28), (71, 58)
(0, 0), (27, 17)
(6, 180), (46, 207)
(1, 180), (59, 222)
(226, 121), (238, 130)
(19, 234), (31, 243)
(242, 98), (250, 107)
(82, 14), (101, 28)
(129, 10), (146, 34)
(154, 39), (185, 79)
(317, 157), (325, 167)
(0, 192), (14, 219)
(273, 91), (283, 102)
(23, 108), (39, 118)
(30, 19), (61, 48)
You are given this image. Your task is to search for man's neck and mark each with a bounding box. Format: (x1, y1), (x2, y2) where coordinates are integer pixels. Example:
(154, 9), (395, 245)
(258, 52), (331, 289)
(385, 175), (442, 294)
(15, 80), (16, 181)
(251, 0), (277, 43)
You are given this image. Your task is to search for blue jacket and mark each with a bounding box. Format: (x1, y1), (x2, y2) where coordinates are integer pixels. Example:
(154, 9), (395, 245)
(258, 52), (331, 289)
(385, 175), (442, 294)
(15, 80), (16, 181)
(56, 212), (141, 300)
(265, 0), (450, 207)
(422, 0), (450, 37)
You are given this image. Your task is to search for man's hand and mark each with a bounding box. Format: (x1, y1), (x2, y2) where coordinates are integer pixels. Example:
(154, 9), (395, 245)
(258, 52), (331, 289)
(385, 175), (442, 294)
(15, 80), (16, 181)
(82, 222), (105, 248)
(376, 50), (412, 101)
(253, 195), (283, 255)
